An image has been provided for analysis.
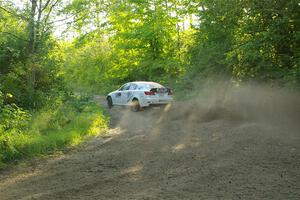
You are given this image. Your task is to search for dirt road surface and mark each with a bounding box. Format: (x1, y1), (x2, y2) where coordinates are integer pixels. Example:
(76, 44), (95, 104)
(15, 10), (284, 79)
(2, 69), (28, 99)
(0, 96), (299, 199)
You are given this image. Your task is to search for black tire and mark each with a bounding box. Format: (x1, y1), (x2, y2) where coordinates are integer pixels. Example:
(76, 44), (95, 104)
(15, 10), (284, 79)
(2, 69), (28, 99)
(107, 96), (113, 109)
(131, 99), (141, 112)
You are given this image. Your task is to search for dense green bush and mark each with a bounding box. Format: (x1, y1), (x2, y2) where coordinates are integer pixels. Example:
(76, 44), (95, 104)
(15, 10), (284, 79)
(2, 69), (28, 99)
(0, 92), (108, 168)
(0, 92), (30, 133)
(189, 0), (300, 88)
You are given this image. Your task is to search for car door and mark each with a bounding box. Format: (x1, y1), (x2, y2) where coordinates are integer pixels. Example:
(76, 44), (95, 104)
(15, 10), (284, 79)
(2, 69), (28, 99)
(114, 83), (129, 105)
(121, 83), (137, 105)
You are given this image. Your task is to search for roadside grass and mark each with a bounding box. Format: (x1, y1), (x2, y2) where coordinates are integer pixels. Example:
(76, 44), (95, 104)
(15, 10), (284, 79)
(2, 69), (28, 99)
(0, 102), (108, 169)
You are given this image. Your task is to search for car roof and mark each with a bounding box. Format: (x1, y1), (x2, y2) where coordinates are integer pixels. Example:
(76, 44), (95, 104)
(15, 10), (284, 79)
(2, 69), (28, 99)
(130, 81), (161, 85)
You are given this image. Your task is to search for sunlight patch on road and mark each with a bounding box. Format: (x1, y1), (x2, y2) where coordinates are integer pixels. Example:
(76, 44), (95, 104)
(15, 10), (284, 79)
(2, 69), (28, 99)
(122, 163), (144, 181)
(157, 103), (172, 123)
(172, 143), (186, 152)
(119, 134), (146, 141)
(123, 164), (143, 174)
(108, 127), (125, 136)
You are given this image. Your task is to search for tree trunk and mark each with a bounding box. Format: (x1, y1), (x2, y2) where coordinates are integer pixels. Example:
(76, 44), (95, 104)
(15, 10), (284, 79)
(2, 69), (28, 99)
(28, 0), (37, 54)
(175, 4), (181, 59)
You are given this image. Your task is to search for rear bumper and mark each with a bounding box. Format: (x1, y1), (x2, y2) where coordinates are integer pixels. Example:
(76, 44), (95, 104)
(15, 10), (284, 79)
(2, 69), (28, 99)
(140, 97), (173, 107)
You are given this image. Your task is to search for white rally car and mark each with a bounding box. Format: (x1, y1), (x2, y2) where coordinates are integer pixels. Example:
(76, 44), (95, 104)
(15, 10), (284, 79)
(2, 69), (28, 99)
(106, 81), (173, 111)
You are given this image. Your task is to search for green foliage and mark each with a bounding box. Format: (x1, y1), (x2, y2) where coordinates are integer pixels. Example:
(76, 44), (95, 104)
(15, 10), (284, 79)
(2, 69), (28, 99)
(189, 0), (241, 79)
(0, 96), (108, 167)
(0, 1), (109, 168)
(0, 0), (65, 109)
(189, 0), (300, 87)
(0, 4), (28, 75)
(0, 91), (30, 133)
(108, 0), (187, 82)
(60, 0), (193, 92)
(61, 32), (114, 94)
(226, 0), (297, 81)
(1, 55), (65, 109)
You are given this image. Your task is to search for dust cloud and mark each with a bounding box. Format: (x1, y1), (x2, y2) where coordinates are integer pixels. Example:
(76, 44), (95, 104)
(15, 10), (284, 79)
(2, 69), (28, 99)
(169, 82), (300, 131)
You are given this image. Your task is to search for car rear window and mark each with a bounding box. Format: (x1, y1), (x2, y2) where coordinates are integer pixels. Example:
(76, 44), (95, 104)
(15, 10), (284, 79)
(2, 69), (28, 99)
(137, 83), (164, 90)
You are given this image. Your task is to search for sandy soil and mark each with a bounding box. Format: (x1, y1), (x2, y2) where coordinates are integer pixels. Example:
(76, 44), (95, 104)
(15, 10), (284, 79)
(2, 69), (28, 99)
(0, 95), (299, 200)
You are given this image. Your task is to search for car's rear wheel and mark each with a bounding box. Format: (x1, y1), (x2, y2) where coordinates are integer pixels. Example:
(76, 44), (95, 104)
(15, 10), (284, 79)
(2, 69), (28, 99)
(131, 99), (141, 112)
(107, 96), (113, 109)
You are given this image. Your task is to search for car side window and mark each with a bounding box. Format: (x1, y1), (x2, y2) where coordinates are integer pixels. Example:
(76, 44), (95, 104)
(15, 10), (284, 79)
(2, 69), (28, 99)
(120, 83), (131, 91)
(119, 84), (128, 91)
(129, 84), (137, 90)
(137, 84), (148, 90)
(124, 84), (131, 90)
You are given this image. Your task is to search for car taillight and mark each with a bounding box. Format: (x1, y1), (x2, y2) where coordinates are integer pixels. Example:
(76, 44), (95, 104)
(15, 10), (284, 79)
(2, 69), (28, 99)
(144, 91), (155, 95)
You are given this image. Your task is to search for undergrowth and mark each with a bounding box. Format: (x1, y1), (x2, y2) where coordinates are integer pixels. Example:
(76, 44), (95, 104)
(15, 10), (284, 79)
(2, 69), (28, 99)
(0, 93), (108, 169)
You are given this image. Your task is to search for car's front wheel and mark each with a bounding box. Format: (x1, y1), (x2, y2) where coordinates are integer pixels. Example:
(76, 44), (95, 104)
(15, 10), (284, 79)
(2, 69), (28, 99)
(107, 96), (113, 109)
(131, 99), (141, 112)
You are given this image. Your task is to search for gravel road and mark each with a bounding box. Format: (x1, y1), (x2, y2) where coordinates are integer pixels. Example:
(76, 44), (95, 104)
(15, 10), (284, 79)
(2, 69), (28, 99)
(0, 95), (299, 200)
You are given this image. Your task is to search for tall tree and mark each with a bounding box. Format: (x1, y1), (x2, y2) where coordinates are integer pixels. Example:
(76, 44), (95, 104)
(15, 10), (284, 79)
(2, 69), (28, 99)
(0, 0), (65, 108)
